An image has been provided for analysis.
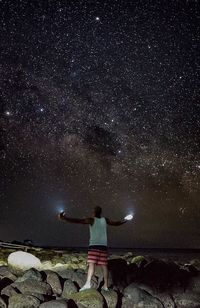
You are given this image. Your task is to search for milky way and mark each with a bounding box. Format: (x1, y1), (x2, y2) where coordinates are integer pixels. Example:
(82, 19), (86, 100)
(0, 0), (199, 248)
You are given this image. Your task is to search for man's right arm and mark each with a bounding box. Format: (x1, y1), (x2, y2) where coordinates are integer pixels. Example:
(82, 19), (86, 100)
(58, 212), (93, 225)
(105, 218), (128, 226)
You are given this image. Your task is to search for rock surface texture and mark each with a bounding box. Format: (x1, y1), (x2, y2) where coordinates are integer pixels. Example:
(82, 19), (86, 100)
(0, 251), (199, 307)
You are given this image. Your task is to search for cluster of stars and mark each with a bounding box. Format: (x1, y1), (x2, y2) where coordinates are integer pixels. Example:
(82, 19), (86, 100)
(0, 0), (199, 247)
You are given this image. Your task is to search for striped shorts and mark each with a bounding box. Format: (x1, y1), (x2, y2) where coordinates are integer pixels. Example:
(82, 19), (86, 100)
(87, 246), (108, 266)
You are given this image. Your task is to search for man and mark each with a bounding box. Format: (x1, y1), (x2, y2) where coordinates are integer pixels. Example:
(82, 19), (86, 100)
(58, 206), (130, 291)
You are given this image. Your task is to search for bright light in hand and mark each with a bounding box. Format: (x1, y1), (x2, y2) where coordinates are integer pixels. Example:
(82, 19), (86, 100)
(124, 214), (133, 221)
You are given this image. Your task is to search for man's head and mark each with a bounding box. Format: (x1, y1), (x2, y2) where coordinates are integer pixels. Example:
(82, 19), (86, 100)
(93, 206), (102, 218)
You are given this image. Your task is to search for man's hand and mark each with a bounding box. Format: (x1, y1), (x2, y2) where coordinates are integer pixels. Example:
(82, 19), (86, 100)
(58, 211), (66, 220)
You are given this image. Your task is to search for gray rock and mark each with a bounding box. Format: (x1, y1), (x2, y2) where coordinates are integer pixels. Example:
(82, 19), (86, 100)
(39, 299), (68, 307)
(69, 289), (104, 308)
(73, 270), (98, 289)
(24, 292), (45, 301)
(72, 270), (87, 288)
(186, 275), (200, 294)
(101, 289), (118, 308)
(173, 291), (200, 307)
(52, 269), (74, 280)
(0, 277), (13, 293)
(46, 271), (62, 295)
(8, 294), (40, 308)
(0, 296), (7, 308)
(153, 293), (175, 308)
(12, 279), (52, 295)
(15, 268), (43, 282)
(0, 266), (17, 281)
(1, 285), (19, 297)
(122, 283), (164, 308)
(62, 279), (78, 299)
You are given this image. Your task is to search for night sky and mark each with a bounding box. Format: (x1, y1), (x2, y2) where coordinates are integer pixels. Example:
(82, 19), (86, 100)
(0, 0), (199, 248)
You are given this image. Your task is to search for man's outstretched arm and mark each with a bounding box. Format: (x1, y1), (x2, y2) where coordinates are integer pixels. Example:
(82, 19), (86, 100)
(58, 212), (93, 225)
(105, 218), (128, 226)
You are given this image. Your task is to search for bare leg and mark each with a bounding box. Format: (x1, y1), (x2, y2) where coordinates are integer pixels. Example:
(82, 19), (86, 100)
(79, 262), (95, 291)
(101, 265), (108, 289)
(86, 262), (95, 285)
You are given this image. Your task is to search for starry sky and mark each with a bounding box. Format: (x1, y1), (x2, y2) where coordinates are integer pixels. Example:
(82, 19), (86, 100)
(0, 0), (199, 248)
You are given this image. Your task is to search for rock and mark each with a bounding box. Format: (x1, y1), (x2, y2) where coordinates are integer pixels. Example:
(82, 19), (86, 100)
(69, 289), (104, 308)
(173, 291), (200, 307)
(122, 283), (164, 308)
(101, 289), (118, 308)
(108, 258), (127, 288)
(45, 271), (62, 295)
(72, 271), (87, 289)
(62, 279), (78, 298)
(0, 277), (13, 293)
(131, 256), (148, 268)
(141, 259), (185, 289)
(73, 270), (98, 289)
(41, 261), (53, 270)
(15, 268), (43, 282)
(0, 266), (17, 281)
(8, 294), (40, 308)
(0, 296), (7, 308)
(1, 285), (19, 297)
(39, 299), (69, 307)
(186, 275), (200, 293)
(8, 251), (41, 275)
(126, 263), (138, 285)
(25, 292), (45, 301)
(191, 259), (200, 271)
(12, 279), (52, 295)
(53, 268), (74, 280)
(153, 292), (175, 308)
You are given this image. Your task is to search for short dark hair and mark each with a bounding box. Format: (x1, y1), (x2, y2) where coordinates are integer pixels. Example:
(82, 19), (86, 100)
(94, 206), (102, 217)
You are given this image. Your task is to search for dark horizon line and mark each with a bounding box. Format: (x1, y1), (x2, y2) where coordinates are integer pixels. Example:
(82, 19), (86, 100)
(1, 241), (200, 252)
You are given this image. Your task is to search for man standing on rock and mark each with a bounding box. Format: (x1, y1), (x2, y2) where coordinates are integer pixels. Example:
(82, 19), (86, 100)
(58, 206), (129, 291)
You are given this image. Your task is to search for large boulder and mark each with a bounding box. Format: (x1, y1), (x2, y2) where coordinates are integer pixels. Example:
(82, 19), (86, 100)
(131, 256), (148, 268)
(52, 268), (74, 281)
(122, 283), (164, 308)
(101, 289), (118, 308)
(12, 279), (52, 295)
(69, 289), (104, 308)
(186, 275), (200, 294)
(152, 292), (175, 308)
(8, 294), (40, 308)
(0, 266), (17, 281)
(72, 270), (87, 289)
(0, 277), (13, 293)
(15, 268), (43, 282)
(0, 296), (7, 308)
(39, 299), (69, 307)
(62, 279), (78, 299)
(108, 258), (127, 288)
(1, 285), (19, 297)
(173, 291), (200, 307)
(45, 271), (62, 295)
(8, 251), (41, 275)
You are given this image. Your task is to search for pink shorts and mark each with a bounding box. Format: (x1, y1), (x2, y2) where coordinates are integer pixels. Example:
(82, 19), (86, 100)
(87, 248), (108, 266)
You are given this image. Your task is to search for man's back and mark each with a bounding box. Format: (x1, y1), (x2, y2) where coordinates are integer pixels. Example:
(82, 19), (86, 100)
(89, 217), (107, 246)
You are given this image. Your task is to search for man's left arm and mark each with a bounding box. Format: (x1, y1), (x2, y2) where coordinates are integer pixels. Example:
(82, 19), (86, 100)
(105, 218), (128, 226)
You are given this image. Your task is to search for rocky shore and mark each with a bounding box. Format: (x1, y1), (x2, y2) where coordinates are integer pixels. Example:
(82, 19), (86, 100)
(0, 249), (200, 307)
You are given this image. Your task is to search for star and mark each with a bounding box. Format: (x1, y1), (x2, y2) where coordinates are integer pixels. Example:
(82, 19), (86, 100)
(95, 16), (100, 21)
(5, 111), (11, 116)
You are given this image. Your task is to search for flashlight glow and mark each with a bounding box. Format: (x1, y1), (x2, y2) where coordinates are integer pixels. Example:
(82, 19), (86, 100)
(124, 214), (133, 221)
